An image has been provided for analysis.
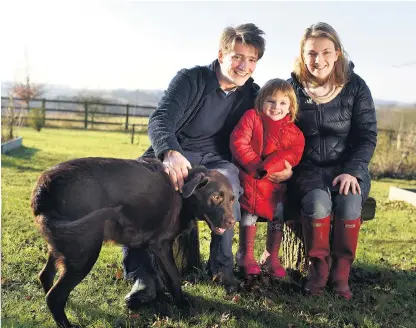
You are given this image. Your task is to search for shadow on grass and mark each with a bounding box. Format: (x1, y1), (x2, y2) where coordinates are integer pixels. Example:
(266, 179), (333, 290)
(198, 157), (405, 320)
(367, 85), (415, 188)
(3, 263), (415, 328)
(125, 262), (415, 327)
(128, 262), (415, 327)
(1, 146), (68, 173)
(2, 145), (40, 159)
(350, 263), (416, 287)
(0, 319), (48, 328)
(124, 286), (305, 328)
(1, 146), (42, 172)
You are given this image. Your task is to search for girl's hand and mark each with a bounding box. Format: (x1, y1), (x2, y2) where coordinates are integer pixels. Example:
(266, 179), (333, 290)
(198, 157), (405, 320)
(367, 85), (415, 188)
(332, 174), (361, 195)
(268, 161), (293, 183)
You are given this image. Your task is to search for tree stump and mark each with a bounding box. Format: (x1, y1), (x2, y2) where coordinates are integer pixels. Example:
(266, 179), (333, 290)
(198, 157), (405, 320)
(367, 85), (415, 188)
(281, 200), (307, 275)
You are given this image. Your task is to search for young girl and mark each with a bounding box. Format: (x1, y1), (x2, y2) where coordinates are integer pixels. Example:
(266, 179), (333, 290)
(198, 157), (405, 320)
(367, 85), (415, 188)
(230, 78), (305, 277)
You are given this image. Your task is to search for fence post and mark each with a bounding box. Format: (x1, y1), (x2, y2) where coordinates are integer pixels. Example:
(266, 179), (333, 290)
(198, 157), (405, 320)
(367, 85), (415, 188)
(41, 98), (46, 127)
(84, 102), (88, 129)
(131, 124), (135, 144)
(125, 104), (130, 131)
(388, 130), (393, 143)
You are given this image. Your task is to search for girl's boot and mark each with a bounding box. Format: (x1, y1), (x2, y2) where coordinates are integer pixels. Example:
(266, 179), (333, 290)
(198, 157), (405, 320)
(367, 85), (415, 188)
(259, 225), (286, 278)
(238, 225), (261, 276)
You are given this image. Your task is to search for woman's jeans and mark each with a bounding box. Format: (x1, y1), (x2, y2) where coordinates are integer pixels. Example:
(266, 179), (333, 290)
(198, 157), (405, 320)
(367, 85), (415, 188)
(301, 188), (362, 220)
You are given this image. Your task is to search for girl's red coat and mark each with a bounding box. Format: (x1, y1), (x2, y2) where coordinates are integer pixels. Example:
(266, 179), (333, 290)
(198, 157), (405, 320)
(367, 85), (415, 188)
(230, 109), (305, 220)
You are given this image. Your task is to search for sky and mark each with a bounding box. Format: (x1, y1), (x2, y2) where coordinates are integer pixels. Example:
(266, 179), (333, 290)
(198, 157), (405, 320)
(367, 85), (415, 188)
(2, 0), (416, 103)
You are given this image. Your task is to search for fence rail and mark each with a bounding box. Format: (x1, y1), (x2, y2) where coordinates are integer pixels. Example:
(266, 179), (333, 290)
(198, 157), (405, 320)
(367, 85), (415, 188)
(1, 96), (157, 131)
(2, 96), (414, 138)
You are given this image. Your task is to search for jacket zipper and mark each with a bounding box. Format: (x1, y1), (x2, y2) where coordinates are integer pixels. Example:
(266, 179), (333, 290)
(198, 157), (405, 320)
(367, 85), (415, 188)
(317, 103), (325, 161)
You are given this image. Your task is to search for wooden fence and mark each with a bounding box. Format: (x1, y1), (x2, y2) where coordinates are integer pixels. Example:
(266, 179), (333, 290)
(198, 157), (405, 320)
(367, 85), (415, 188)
(2, 97), (413, 145)
(1, 96), (157, 131)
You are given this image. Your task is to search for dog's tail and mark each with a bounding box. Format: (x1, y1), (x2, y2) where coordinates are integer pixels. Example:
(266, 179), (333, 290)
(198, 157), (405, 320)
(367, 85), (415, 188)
(35, 207), (121, 261)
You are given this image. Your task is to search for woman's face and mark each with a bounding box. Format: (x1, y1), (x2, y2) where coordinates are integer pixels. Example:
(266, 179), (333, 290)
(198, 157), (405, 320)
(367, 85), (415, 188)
(303, 37), (339, 81)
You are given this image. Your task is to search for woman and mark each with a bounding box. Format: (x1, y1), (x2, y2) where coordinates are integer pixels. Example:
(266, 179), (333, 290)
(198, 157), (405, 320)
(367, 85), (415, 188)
(288, 22), (377, 299)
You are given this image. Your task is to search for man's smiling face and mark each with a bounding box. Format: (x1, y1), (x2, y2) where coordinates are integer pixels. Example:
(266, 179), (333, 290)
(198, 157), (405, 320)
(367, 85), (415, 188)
(217, 41), (258, 90)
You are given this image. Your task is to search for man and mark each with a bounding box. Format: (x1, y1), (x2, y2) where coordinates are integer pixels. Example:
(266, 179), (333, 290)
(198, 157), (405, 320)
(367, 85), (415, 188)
(123, 23), (292, 308)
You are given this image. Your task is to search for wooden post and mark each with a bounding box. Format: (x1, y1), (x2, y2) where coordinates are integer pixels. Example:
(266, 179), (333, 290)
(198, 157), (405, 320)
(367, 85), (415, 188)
(84, 102), (88, 129)
(388, 130), (394, 144)
(125, 104), (130, 131)
(397, 112), (404, 150)
(131, 124), (135, 144)
(396, 133), (401, 150)
(41, 98), (46, 127)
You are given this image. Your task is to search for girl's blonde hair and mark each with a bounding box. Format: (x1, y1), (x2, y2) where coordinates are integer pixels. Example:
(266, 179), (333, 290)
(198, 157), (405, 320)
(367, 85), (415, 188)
(293, 22), (350, 87)
(255, 78), (298, 122)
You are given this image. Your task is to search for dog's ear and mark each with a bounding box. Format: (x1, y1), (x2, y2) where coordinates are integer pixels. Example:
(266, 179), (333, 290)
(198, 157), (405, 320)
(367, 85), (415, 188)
(182, 173), (209, 198)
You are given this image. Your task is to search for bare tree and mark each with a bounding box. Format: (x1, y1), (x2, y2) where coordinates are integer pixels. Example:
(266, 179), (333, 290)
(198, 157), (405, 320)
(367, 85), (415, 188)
(11, 76), (44, 110)
(2, 75), (44, 141)
(1, 95), (25, 142)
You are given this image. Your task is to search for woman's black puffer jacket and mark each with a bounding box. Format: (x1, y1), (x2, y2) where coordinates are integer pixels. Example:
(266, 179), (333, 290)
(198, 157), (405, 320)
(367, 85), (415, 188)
(288, 65), (377, 204)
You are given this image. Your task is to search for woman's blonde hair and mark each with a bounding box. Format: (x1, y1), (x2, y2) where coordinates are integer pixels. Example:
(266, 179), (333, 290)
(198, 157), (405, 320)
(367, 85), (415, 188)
(255, 78), (298, 122)
(293, 22), (350, 86)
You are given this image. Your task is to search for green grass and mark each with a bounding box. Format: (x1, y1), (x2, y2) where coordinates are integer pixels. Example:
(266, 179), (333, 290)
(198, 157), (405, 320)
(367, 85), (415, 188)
(2, 127), (416, 328)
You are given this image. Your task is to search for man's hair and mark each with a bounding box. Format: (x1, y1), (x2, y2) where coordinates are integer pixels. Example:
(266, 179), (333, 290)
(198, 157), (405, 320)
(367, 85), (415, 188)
(254, 78), (298, 122)
(219, 23), (266, 60)
(293, 22), (350, 86)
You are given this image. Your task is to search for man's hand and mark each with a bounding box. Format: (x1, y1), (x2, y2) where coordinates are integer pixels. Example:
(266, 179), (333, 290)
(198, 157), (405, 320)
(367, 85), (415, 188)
(332, 173), (361, 195)
(162, 150), (192, 192)
(267, 160), (293, 183)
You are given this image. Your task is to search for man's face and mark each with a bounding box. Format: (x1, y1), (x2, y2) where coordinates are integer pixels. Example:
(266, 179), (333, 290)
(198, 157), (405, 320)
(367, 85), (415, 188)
(218, 41), (259, 90)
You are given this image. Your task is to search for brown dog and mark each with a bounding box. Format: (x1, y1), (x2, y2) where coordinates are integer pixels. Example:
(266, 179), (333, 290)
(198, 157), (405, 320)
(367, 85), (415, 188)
(32, 157), (236, 328)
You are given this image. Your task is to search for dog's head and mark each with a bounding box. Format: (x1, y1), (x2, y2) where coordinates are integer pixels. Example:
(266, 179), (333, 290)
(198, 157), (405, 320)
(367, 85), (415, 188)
(182, 166), (236, 235)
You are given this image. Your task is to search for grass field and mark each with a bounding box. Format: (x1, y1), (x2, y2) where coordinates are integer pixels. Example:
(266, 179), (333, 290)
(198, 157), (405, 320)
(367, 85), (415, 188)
(1, 127), (416, 328)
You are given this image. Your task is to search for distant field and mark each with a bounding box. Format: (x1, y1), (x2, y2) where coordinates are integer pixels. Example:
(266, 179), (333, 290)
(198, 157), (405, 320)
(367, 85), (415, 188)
(370, 129), (416, 179)
(376, 107), (416, 131)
